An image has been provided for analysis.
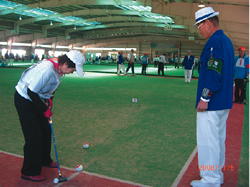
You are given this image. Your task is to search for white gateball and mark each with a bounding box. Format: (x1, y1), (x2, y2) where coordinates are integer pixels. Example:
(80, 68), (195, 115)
(75, 164), (83, 172)
(53, 178), (59, 184)
(83, 143), (89, 149)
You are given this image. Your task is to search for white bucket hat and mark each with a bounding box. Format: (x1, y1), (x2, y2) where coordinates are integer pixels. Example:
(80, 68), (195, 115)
(66, 50), (85, 76)
(192, 7), (219, 28)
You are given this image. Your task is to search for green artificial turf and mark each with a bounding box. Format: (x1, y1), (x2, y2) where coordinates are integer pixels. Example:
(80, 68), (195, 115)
(0, 65), (248, 187)
(0, 67), (197, 186)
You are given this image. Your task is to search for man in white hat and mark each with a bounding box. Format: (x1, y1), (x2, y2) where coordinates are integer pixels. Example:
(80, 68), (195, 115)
(191, 7), (235, 187)
(14, 50), (85, 182)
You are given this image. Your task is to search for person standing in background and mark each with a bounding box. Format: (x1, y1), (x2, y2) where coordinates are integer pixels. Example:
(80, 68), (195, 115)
(141, 53), (148, 75)
(117, 51), (127, 76)
(158, 54), (167, 76)
(9, 51), (14, 66)
(5, 51), (9, 66)
(182, 50), (194, 83)
(126, 49), (135, 75)
(174, 55), (179, 68)
(153, 55), (157, 68)
(234, 46), (249, 104)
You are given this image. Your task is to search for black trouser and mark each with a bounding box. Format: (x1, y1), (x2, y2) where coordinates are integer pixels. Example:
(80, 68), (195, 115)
(175, 62), (179, 68)
(142, 64), (147, 74)
(158, 62), (164, 75)
(154, 61), (157, 67)
(14, 91), (52, 176)
(235, 79), (245, 102)
(126, 62), (134, 74)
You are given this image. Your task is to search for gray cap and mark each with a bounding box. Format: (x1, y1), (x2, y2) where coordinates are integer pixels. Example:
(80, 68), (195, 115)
(187, 50), (191, 52)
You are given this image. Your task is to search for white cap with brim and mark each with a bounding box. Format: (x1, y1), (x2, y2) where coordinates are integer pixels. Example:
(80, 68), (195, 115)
(192, 7), (219, 28)
(66, 50), (85, 76)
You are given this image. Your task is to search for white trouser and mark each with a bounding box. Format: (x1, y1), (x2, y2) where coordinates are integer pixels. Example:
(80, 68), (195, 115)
(106, 60), (108, 63)
(117, 64), (126, 75)
(185, 69), (192, 82)
(10, 59), (13, 66)
(197, 109), (230, 186)
(5, 59), (9, 66)
(31, 59), (34, 64)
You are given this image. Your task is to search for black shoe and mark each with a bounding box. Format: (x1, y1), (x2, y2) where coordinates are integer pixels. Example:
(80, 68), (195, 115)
(233, 101), (239, 103)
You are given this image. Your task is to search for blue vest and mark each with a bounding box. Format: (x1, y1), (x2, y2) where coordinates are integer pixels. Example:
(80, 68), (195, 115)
(196, 30), (235, 111)
(234, 54), (249, 79)
(183, 55), (194, 70)
(118, 54), (124, 64)
(142, 56), (148, 64)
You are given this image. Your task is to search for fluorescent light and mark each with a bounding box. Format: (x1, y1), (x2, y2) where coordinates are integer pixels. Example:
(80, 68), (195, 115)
(12, 43), (31, 46)
(0, 42), (7, 45)
(36, 44), (52, 48)
(56, 46), (69, 49)
(86, 48), (136, 51)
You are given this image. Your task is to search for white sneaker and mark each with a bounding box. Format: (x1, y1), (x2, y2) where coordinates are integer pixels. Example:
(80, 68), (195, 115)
(190, 180), (220, 187)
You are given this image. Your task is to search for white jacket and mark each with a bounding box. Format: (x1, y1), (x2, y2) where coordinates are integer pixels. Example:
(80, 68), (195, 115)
(15, 60), (64, 100)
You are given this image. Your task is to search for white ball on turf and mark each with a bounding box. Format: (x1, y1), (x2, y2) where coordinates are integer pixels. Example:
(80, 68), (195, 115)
(83, 143), (89, 149)
(75, 164), (83, 172)
(53, 178), (59, 184)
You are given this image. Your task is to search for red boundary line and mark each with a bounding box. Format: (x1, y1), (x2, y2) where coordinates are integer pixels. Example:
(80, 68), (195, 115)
(0, 151), (150, 187)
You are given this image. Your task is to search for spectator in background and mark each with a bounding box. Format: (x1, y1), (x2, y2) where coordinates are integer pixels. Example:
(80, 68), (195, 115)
(158, 54), (167, 76)
(15, 53), (19, 62)
(174, 55), (179, 68)
(106, 55), (109, 64)
(194, 56), (199, 68)
(31, 53), (35, 65)
(95, 56), (99, 64)
(5, 51), (9, 66)
(156, 55), (159, 67)
(234, 46), (249, 105)
(126, 49), (135, 75)
(153, 55), (157, 67)
(182, 50), (194, 83)
(168, 56), (171, 64)
(117, 51), (127, 76)
(141, 53), (148, 75)
(9, 51), (14, 66)
(98, 56), (101, 64)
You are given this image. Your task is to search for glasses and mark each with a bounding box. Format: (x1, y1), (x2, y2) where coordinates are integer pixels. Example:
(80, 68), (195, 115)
(198, 23), (204, 30)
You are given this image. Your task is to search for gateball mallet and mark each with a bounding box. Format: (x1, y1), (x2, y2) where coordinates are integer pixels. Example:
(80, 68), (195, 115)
(49, 117), (68, 183)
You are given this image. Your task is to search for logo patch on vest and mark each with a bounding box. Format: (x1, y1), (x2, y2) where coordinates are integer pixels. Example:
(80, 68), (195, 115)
(207, 58), (223, 75)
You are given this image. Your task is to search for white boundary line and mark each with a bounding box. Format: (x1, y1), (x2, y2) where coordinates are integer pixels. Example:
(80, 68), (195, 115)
(171, 146), (198, 187)
(0, 150), (151, 187)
